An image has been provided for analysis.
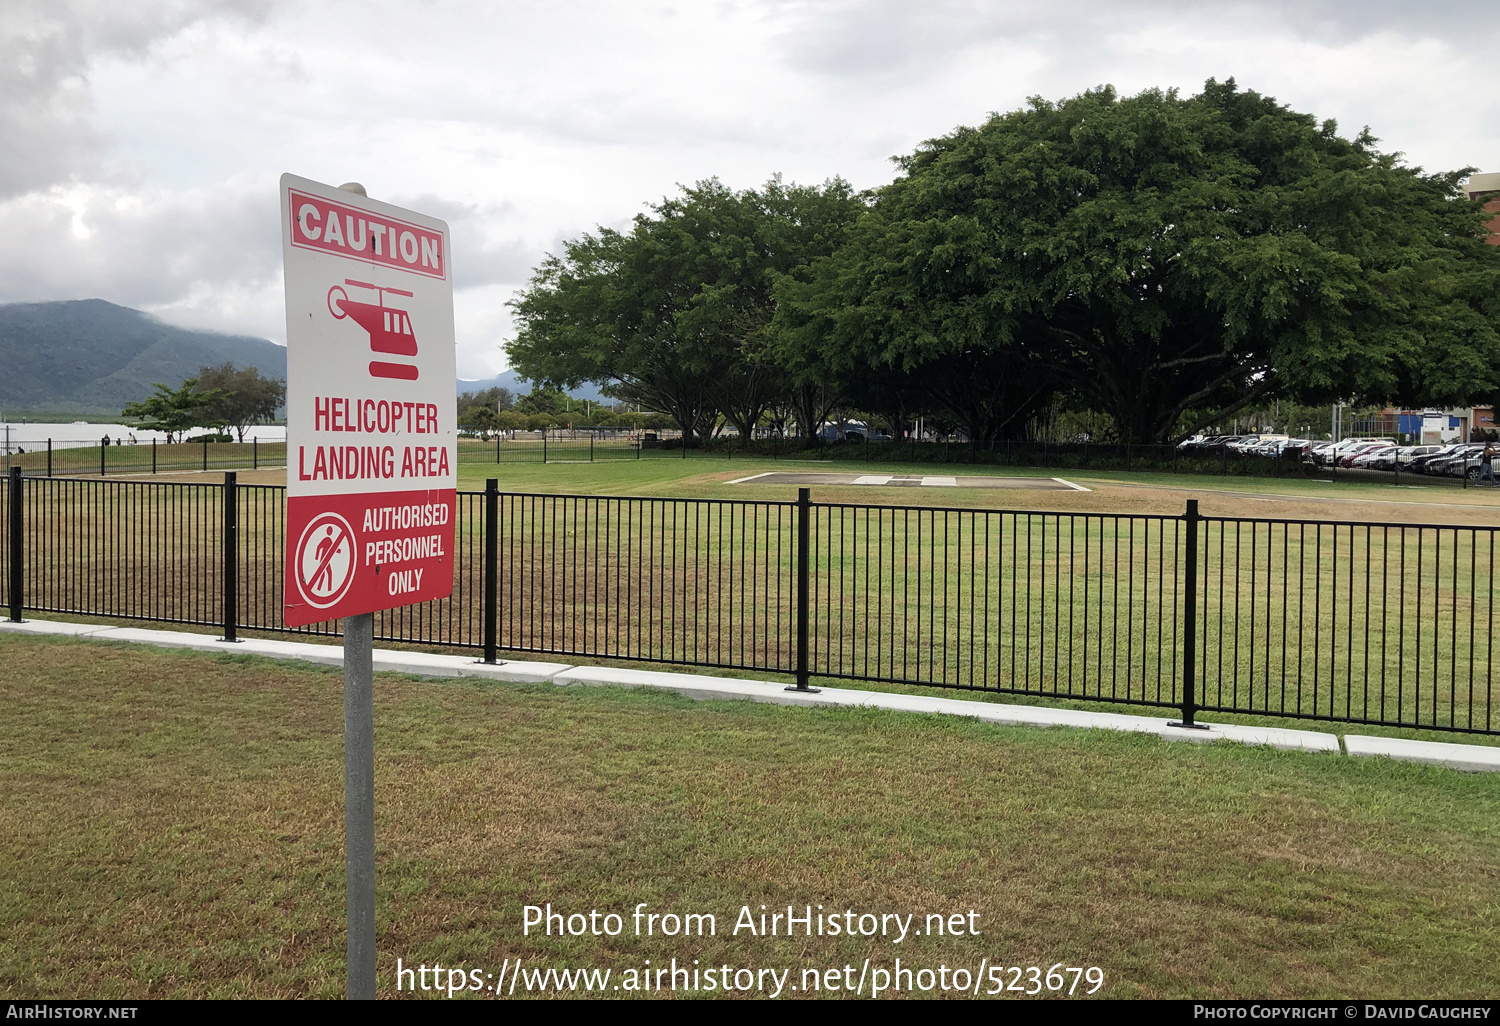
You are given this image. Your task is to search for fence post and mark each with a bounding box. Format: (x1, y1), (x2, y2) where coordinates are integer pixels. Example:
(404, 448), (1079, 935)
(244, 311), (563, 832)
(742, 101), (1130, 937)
(483, 478), (498, 664)
(542, 434), (546, 464)
(202, 438), (208, 473)
(152, 438), (157, 474)
(100, 439), (106, 477)
(1170, 498), (1206, 729)
(590, 432), (594, 463)
(254, 437), (258, 470)
(47, 439), (52, 478)
(495, 435), (500, 464)
(221, 472), (239, 643)
(8, 466), (21, 622)
(786, 487), (819, 693)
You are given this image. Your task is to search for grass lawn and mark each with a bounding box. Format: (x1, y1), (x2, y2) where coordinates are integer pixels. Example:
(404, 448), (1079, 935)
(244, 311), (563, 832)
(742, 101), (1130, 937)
(1, 632), (1498, 1000)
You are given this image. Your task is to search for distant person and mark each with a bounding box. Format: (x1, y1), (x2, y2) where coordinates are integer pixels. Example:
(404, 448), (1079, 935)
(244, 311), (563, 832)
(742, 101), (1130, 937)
(100, 435), (109, 447)
(1480, 443), (1497, 487)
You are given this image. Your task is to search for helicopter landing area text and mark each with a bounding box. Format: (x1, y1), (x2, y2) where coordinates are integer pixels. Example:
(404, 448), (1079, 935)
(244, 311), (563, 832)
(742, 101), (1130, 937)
(314, 396), (440, 435)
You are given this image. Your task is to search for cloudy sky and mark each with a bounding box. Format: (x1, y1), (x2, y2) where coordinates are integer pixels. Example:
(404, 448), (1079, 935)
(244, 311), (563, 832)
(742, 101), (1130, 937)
(3, 0), (1497, 380)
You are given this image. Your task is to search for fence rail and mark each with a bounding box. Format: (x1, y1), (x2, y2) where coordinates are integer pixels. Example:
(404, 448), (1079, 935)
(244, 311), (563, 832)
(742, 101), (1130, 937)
(4, 435), (1462, 487)
(2, 438), (286, 477)
(3, 469), (1494, 734)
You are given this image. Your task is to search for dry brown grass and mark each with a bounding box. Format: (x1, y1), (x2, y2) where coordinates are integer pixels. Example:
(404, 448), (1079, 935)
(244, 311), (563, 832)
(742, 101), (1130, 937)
(1, 632), (1499, 999)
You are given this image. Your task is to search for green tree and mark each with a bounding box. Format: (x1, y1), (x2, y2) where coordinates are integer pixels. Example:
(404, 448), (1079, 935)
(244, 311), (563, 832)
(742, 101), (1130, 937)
(459, 406), (502, 437)
(122, 379), (228, 443)
(458, 386), (514, 420)
(194, 363), (286, 442)
(514, 385), (568, 416)
(788, 80), (1500, 443)
(507, 177), (866, 445)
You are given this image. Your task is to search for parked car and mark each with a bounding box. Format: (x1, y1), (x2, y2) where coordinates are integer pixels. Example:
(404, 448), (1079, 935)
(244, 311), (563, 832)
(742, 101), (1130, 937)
(1337, 441), (1396, 467)
(1438, 445), (1491, 479)
(1420, 444), (1484, 477)
(1399, 444), (1445, 466)
(1407, 445), (1462, 474)
(1309, 438), (1386, 466)
(1360, 444), (1443, 471)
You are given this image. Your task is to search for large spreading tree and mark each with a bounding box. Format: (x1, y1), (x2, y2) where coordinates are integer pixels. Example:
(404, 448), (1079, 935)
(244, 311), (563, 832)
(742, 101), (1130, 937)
(783, 79), (1500, 442)
(507, 177), (867, 444)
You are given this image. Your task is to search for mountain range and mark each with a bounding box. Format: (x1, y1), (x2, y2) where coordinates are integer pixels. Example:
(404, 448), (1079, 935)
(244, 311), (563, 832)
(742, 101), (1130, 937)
(0, 300), (288, 417)
(0, 299), (603, 416)
(456, 368), (606, 402)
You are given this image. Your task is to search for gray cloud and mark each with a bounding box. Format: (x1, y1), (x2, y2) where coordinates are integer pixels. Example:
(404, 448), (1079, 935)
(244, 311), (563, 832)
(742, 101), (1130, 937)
(389, 193), (538, 289)
(0, 0), (273, 198)
(772, 0), (1499, 84)
(0, 178), (279, 318)
(0, 0), (1493, 377)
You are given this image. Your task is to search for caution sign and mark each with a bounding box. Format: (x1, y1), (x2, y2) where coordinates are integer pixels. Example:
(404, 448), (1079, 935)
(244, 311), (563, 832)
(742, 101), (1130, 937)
(280, 174), (457, 627)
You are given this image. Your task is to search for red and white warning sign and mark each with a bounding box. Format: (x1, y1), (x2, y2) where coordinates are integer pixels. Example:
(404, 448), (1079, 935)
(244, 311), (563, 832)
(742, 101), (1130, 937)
(280, 174), (457, 627)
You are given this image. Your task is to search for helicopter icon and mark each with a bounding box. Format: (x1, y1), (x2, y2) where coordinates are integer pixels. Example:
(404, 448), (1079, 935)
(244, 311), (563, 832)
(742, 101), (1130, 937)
(327, 278), (419, 381)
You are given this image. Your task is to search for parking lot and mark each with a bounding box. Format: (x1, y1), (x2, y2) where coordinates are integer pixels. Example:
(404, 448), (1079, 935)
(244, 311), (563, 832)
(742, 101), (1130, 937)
(1177, 434), (1500, 484)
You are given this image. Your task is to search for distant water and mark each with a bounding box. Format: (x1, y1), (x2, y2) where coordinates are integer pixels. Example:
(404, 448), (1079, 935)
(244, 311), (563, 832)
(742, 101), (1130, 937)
(1, 421), (285, 453)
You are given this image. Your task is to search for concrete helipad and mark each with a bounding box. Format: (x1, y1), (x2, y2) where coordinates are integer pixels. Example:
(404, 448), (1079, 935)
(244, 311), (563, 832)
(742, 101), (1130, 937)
(727, 471), (1090, 490)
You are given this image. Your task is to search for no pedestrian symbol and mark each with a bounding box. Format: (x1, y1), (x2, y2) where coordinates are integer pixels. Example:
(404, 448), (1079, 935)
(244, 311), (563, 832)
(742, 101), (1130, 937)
(295, 512), (356, 608)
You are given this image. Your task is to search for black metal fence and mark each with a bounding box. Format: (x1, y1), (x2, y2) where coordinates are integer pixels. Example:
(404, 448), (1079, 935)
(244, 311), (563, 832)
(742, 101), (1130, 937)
(3, 468), (1494, 735)
(2, 438), (286, 477)
(454, 434), (1472, 485)
(722, 437), (1330, 477)
(451, 434), (1325, 474)
(2, 434), (1456, 486)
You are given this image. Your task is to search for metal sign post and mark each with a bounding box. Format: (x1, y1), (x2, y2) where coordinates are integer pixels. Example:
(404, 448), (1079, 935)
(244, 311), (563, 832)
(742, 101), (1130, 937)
(280, 175), (457, 999)
(344, 610), (376, 999)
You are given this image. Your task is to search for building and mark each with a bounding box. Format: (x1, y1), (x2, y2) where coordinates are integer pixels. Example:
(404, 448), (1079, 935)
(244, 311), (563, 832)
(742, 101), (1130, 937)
(1349, 407), (1493, 443)
(1474, 405), (1496, 437)
(1460, 172), (1500, 245)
